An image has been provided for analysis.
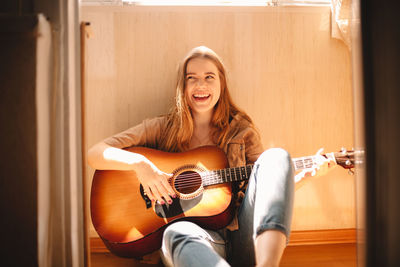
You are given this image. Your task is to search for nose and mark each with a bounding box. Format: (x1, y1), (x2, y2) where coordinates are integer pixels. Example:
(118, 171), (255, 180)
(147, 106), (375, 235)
(196, 78), (206, 87)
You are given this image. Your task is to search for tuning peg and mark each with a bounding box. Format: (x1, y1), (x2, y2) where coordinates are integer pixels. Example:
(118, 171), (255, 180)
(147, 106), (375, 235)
(348, 169), (355, 175)
(341, 147), (347, 153)
(346, 159), (352, 166)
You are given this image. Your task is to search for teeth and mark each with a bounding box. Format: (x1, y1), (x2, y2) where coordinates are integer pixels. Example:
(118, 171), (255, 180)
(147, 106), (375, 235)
(194, 94), (210, 98)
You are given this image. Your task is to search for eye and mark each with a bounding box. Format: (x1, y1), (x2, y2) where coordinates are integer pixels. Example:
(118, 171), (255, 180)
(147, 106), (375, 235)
(186, 75), (194, 80)
(206, 75), (215, 80)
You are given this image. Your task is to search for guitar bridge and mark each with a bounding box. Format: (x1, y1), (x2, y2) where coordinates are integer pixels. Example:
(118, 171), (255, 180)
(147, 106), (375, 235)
(139, 184), (152, 209)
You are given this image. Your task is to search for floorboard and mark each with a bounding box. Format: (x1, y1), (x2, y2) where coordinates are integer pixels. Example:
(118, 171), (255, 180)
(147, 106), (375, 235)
(91, 243), (357, 266)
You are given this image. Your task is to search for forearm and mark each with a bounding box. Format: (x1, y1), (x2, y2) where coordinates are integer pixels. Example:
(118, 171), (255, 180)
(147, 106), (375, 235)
(87, 142), (153, 171)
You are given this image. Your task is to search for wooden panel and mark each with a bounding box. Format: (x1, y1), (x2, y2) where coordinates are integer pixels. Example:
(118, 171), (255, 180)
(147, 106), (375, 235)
(90, 228), (356, 253)
(81, 6), (355, 237)
(90, 229), (356, 266)
(281, 243), (356, 267)
(90, 243), (357, 267)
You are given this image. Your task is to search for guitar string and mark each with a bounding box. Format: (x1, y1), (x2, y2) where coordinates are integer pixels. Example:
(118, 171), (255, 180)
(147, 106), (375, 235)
(152, 155), (339, 190)
(171, 175), (244, 186)
(172, 174), (243, 185)
(171, 173), (258, 191)
(173, 171), (247, 183)
(171, 166), (252, 182)
(171, 156), (349, 191)
(172, 166), (253, 179)
(172, 171), (248, 183)
(169, 156), (317, 186)
(171, 166), (253, 179)
(163, 156), (321, 188)
(172, 154), (341, 189)
(171, 170), (252, 189)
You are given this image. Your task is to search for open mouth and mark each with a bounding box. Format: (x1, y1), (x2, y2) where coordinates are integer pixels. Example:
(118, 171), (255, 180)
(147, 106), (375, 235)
(193, 94), (210, 101)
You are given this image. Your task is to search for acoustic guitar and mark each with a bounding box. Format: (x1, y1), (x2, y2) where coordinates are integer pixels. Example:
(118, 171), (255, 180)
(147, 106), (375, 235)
(90, 146), (357, 258)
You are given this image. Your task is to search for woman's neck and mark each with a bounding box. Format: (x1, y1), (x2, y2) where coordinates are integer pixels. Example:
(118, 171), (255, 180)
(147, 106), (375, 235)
(189, 110), (215, 149)
(192, 110), (213, 130)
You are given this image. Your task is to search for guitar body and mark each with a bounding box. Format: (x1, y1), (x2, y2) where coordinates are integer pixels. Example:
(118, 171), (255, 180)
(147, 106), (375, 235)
(90, 146), (233, 258)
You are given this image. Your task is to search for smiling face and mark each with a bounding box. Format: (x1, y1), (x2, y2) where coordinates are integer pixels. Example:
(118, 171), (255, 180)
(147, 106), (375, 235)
(184, 57), (221, 117)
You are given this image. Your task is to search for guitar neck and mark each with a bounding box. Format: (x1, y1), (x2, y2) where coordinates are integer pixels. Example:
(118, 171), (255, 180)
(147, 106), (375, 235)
(202, 153), (336, 186)
(292, 152), (335, 171)
(202, 165), (254, 186)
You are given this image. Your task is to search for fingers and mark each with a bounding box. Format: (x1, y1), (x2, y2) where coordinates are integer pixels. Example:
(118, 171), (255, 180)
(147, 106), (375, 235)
(295, 148), (336, 184)
(143, 173), (176, 205)
(311, 148), (336, 177)
(316, 148), (324, 155)
(161, 173), (176, 197)
(314, 148), (330, 166)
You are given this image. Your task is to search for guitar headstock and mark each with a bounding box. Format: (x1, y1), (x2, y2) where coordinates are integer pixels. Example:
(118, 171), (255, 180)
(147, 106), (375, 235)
(334, 148), (364, 170)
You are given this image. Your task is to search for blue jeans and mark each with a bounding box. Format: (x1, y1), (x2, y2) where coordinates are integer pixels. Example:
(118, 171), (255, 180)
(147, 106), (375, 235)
(161, 148), (295, 267)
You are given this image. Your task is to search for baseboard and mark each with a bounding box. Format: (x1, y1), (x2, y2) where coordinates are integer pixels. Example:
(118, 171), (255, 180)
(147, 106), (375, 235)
(287, 228), (356, 246)
(90, 237), (110, 253)
(90, 228), (356, 253)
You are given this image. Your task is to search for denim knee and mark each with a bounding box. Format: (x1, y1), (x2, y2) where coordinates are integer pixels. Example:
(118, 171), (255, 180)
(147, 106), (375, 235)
(161, 222), (198, 267)
(161, 221), (228, 267)
(162, 221), (197, 253)
(252, 147), (294, 242)
(256, 148), (291, 168)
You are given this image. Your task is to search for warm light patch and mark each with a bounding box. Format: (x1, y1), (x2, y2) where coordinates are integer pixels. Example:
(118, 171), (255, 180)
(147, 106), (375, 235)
(103, 147), (136, 164)
(124, 0), (269, 6)
(122, 0), (330, 6)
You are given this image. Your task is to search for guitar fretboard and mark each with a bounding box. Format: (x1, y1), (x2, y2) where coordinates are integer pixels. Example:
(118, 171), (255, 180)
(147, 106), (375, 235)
(201, 153), (335, 187)
(202, 165), (254, 186)
(292, 156), (318, 170)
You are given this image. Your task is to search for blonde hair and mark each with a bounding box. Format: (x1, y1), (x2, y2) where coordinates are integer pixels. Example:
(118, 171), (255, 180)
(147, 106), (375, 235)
(160, 46), (254, 152)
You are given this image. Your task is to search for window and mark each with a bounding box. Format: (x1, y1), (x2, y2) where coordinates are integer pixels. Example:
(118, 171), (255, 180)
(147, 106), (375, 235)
(80, 0), (331, 6)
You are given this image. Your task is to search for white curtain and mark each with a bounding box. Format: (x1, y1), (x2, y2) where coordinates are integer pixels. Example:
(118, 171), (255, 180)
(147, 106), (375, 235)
(36, 0), (85, 265)
(331, 0), (352, 49)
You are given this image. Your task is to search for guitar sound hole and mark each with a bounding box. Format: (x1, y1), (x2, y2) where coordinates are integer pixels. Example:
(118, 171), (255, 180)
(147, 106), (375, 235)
(174, 171), (202, 194)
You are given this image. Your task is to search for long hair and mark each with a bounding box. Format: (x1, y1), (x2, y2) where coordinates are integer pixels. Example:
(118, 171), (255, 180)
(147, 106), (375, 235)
(159, 46), (254, 152)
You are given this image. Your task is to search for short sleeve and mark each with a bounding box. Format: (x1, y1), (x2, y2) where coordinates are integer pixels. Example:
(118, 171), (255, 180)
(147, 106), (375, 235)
(103, 116), (167, 149)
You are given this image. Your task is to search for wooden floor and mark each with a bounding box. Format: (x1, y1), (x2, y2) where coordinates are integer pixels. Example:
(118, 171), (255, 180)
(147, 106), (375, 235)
(90, 243), (357, 267)
(280, 243), (357, 267)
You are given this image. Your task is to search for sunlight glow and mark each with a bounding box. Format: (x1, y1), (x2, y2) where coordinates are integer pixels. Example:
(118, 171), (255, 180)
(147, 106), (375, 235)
(124, 0), (270, 6)
(122, 0), (331, 6)
(103, 147), (136, 164)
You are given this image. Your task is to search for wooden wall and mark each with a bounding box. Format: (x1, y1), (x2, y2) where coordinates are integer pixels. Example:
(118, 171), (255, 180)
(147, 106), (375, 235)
(81, 5), (355, 238)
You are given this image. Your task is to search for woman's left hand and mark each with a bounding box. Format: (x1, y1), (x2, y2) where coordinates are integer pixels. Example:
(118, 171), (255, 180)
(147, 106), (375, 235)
(294, 148), (337, 185)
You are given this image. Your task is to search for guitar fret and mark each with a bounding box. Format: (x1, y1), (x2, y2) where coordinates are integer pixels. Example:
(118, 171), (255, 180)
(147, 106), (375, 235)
(219, 169), (224, 183)
(208, 171), (214, 184)
(235, 167), (240, 181)
(200, 164), (255, 186)
(247, 165), (253, 178)
(304, 157), (313, 168)
(216, 169), (221, 183)
(293, 156), (317, 171)
(212, 170), (218, 183)
(294, 159), (304, 170)
(240, 166), (246, 180)
(221, 169), (227, 183)
(204, 171), (215, 185)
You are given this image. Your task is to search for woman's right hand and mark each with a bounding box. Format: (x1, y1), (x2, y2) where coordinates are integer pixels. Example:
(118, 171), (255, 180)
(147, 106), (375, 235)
(135, 160), (176, 205)
(88, 142), (176, 205)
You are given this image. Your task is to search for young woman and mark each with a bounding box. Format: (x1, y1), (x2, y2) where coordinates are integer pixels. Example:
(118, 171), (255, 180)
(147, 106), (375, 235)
(88, 46), (330, 267)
